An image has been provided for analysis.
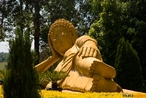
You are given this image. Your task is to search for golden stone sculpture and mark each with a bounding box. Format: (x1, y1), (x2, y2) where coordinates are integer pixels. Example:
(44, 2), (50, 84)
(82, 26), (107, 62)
(35, 19), (123, 92)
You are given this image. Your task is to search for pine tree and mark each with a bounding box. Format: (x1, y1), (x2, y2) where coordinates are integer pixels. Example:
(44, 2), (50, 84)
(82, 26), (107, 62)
(114, 37), (144, 91)
(3, 28), (41, 98)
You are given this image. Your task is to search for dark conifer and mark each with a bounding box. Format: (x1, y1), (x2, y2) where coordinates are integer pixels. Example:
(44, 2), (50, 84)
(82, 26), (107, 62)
(3, 28), (41, 98)
(114, 37), (144, 91)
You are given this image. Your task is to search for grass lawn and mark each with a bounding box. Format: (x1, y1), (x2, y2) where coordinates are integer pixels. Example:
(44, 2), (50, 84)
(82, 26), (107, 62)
(0, 62), (7, 70)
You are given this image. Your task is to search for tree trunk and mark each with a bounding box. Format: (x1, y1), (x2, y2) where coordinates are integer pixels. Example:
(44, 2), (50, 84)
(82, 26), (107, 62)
(0, 0), (6, 40)
(34, 0), (40, 64)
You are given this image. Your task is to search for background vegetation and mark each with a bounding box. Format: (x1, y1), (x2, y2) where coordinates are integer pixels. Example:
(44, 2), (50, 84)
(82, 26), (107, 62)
(0, 53), (8, 70)
(0, 53), (8, 62)
(0, 0), (146, 92)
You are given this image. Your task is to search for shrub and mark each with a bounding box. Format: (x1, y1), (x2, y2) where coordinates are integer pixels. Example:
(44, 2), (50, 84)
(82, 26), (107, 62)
(39, 70), (68, 90)
(114, 37), (144, 91)
(2, 28), (41, 98)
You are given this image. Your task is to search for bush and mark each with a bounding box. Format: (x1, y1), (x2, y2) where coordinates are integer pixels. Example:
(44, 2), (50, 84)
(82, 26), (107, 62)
(39, 70), (68, 90)
(114, 37), (144, 91)
(2, 28), (41, 98)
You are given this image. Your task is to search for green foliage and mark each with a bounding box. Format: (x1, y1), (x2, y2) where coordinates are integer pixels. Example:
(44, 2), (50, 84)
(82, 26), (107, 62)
(0, 52), (9, 62)
(1, 0), (146, 91)
(0, 70), (6, 81)
(1, 0), (96, 65)
(89, 0), (146, 90)
(89, 0), (122, 65)
(39, 46), (50, 63)
(0, 0), (7, 41)
(2, 28), (41, 98)
(75, 0), (97, 35)
(114, 37), (144, 91)
(40, 0), (82, 43)
(0, 62), (7, 70)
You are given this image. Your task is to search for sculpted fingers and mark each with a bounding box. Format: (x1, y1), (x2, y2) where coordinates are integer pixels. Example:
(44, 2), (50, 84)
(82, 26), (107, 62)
(88, 47), (98, 57)
(87, 47), (98, 57)
(78, 47), (87, 57)
(82, 47), (87, 57)
(84, 47), (97, 57)
(78, 47), (99, 58)
(78, 47), (83, 57)
(93, 49), (97, 58)
(85, 47), (91, 57)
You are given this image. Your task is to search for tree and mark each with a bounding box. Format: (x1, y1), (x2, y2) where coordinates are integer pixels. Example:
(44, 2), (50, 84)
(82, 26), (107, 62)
(0, 52), (9, 62)
(1, 0), (95, 64)
(0, 0), (8, 41)
(89, 0), (122, 66)
(33, 0), (41, 64)
(114, 37), (144, 91)
(39, 0), (80, 44)
(0, 0), (40, 63)
(39, 0), (82, 64)
(89, 0), (146, 90)
(3, 28), (41, 98)
(130, 0), (146, 90)
(75, 0), (98, 36)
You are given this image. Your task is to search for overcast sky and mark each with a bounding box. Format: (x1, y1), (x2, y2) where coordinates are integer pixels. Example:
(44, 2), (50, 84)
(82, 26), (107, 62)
(0, 42), (9, 53)
(0, 40), (34, 53)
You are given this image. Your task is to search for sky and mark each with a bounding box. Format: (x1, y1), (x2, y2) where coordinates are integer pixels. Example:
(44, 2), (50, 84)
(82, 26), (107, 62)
(0, 40), (34, 53)
(0, 41), (9, 53)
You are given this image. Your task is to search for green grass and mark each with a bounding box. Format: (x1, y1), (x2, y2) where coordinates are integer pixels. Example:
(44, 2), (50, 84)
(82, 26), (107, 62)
(0, 62), (7, 70)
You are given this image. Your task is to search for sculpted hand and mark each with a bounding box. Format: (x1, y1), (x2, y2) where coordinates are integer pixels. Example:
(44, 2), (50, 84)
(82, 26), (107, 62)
(78, 46), (98, 58)
(79, 40), (98, 57)
(78, 41), (102, 60)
